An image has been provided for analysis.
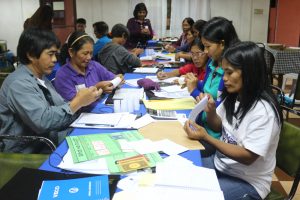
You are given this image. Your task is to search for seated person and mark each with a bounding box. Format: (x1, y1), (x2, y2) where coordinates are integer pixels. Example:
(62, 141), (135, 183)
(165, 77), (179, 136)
(92, 21), (111, 61)
(0, 28), (101, 153)
(192, 19), (207, 39)
(164, 17), (194, 53)
(98, 23), (143, 74)
(185, 17), (240, 156)
(174, 29), (196, 62)
(55, 31), (123, 110)
(157, 39), (208, 82)
(125, 3), (153, 49)
(184, 42), (283, 200)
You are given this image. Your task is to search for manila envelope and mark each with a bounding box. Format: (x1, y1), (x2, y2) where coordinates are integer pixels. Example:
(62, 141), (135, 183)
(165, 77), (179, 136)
(138, 121), (204, 150)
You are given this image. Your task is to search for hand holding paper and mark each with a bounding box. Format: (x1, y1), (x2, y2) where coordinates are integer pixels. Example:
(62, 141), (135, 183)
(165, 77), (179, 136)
(189, 95), (208, 122)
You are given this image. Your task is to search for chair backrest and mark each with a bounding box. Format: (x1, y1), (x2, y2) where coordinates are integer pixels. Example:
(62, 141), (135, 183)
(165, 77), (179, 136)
(292, 74), (300, 105)
(0, 153), (49, 189)
(276, 122), (300, 177)
(256, 43), (275, 84)
(0, 135), (56, 189)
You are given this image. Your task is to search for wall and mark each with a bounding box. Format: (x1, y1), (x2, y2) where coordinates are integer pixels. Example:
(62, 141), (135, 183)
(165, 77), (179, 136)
(210, 0), (270, 42)
(0, 0), (39, 54)
(76, 0), (131, 41)
(0, 0), (271, 54)
(274, 0), (300, 46)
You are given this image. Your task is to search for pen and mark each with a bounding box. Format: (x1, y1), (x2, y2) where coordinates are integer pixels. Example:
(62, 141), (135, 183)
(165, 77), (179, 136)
(84, 123), (115, 127)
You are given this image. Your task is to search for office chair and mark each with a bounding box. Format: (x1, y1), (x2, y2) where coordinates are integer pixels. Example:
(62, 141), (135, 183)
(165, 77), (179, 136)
(0, 135), (56, 189)
(265, 122), (300, 200)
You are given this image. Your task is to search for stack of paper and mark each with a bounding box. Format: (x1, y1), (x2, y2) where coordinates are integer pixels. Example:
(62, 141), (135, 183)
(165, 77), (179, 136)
(143, 97), (195, 110)
(133, 68), (159, 74)
(70, 112), (137, 129)
(59, 131), (163, 174)
(114, 155), (224, 200)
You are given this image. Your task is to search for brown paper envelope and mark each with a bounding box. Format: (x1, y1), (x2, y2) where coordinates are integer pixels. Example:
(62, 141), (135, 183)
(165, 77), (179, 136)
(138, 121), (204, 150)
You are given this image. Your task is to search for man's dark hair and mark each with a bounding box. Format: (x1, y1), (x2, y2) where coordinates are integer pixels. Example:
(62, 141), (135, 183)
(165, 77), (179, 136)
(111, 24), (130, 39)
(93, 21), (109, 36)
(17, 28), (60, 64)
(76, 18), (86, 25)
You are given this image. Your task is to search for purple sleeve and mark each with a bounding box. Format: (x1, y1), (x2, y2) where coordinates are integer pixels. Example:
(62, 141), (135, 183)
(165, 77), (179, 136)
(54, 67), (77, 101)
(92, 61), (115, 80)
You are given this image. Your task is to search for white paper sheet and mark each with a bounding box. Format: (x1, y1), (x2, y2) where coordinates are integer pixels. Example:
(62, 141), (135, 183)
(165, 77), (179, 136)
(188, 95), (208, 122)
(154, 139), (188, 155)
(133, 68), (159, 74)
(71, 113), (137, 129)
(58, 150), (110, 174)
(125, 79), (140, 87)
(131, 114), (155, 129)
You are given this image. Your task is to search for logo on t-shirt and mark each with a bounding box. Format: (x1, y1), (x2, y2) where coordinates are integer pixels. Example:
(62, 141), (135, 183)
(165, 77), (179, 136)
(221, 126), (237, 145)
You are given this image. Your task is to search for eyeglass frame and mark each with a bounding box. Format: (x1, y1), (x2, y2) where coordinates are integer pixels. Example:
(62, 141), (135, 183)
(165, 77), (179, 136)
(189, 51), (206, 58)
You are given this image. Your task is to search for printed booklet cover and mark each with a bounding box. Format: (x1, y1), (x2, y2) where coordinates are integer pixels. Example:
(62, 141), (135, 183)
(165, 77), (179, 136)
(37, 175), (109, 200)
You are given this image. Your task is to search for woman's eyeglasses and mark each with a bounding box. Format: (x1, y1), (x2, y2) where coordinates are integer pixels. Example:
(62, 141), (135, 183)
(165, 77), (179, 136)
(190, 51), (206, 58)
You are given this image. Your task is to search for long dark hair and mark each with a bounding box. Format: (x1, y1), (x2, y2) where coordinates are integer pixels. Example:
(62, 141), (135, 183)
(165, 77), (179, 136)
(59, 31), (94, 65)
(133, 3), (148, 18)
(221, 41), (282, 125)
(202, 17), (240, 66)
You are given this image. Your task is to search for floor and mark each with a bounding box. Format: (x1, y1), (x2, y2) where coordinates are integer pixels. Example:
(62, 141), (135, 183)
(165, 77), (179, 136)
(271, 77), (300, 199)
(272, 166), (300, 199)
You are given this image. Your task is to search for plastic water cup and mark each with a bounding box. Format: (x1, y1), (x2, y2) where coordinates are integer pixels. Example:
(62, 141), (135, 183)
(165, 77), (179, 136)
(120, 99), (127, 112)
(134, 96), (140, 112)
(114, 100), (121, 113)
(127, 96), (134, 113)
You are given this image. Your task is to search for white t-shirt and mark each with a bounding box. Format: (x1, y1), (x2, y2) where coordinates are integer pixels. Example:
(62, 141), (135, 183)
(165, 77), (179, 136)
(214, 99), (281, 199)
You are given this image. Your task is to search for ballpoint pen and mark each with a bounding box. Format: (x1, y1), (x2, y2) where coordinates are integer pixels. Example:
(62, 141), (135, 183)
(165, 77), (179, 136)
(84, 123), (115, 127)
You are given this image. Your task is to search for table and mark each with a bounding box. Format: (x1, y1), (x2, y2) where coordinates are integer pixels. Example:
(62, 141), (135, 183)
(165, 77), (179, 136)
(39, 72), (202, 172)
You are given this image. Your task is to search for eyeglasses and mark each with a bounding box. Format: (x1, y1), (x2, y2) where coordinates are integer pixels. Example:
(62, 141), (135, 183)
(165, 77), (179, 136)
(190, 51), (206, 57)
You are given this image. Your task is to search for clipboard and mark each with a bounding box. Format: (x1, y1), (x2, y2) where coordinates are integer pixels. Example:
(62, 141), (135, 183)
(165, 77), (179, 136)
(138, 121), (204, 150)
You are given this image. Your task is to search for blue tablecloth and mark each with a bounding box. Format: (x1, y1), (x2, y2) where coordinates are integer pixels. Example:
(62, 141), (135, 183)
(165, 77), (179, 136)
(39, 72), (202, 172)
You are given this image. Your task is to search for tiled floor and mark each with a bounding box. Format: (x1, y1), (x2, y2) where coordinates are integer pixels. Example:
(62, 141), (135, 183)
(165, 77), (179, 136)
(272, 166), (300, 199)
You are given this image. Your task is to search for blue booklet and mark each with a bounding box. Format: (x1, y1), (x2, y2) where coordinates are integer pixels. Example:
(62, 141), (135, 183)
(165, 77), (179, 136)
(37, 175), (110, 200)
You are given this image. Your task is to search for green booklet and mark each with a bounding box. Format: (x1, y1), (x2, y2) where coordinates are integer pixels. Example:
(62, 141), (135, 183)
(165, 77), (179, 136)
(66, 131), (162, 174)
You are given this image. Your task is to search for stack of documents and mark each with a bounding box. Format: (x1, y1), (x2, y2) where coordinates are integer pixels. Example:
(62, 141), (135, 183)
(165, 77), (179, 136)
(114, 155), (224, 200)
(58, 131), (163, 174)
(143, 97), (195, 110)
(71, 112), (137, 129)
(133, 68), (159, 74)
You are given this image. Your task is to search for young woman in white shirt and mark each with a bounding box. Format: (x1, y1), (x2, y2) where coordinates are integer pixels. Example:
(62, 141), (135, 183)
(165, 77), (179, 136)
(184, 41), (283, 200)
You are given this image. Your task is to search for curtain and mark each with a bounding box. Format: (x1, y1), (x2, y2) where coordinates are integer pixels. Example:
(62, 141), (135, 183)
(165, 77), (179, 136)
(170, 0), (211, 37)
(129, 0), (168, 38)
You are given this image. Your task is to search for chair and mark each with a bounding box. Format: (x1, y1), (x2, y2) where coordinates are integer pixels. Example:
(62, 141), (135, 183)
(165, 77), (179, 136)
(256, 43), (275, 84)
(265, 122), (300, 200)
(281, 74), (300, 119)
(0, 135), (56, 189)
